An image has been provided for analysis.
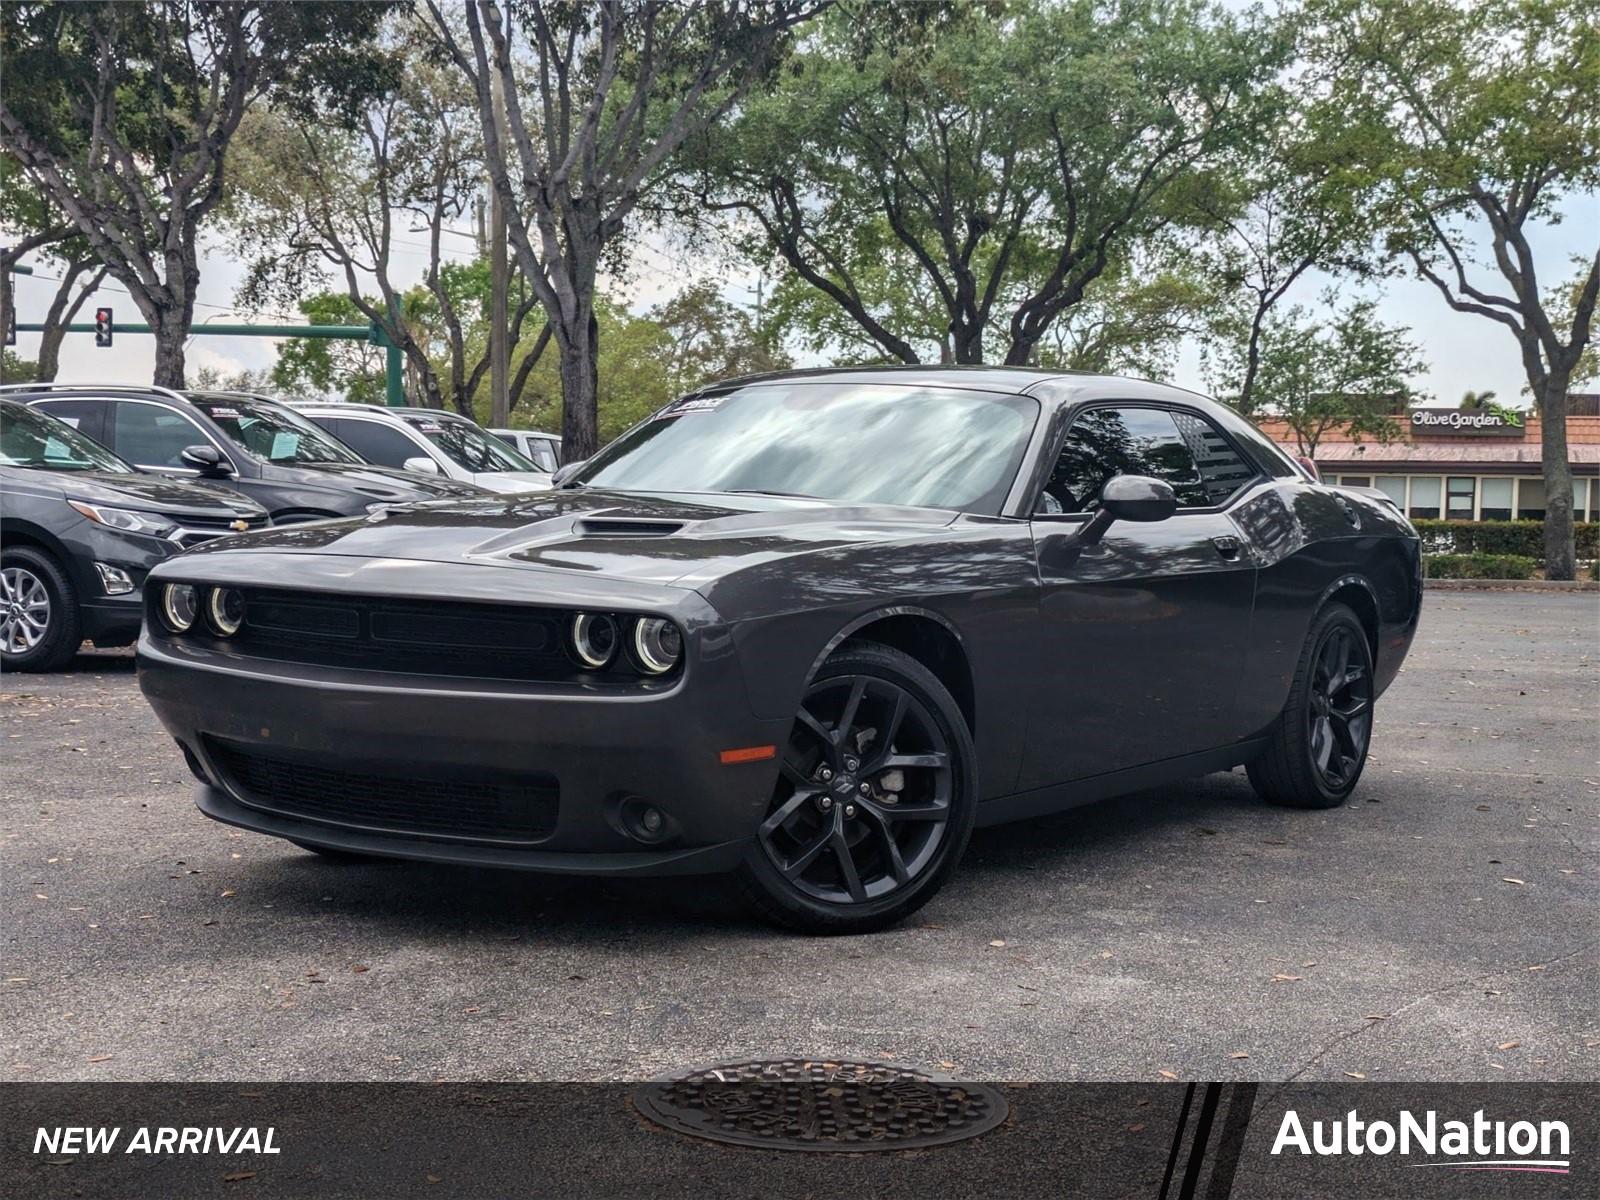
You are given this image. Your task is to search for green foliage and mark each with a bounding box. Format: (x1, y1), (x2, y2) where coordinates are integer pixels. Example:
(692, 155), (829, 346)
(1413, 520), (1600, 562)
(2, 351), (40, 383)
(267, 293), (388, 404)
(691, 0), (1288, 366)
(1423, 554), (1538, 581)
(1210, 292), (1422, 455)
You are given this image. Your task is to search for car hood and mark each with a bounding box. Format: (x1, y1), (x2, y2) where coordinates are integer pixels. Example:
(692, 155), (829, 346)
(268, 461), (487, 501)
(37, 469), (268, 520)
(183, 488), (958, 588)
(470, 471), (553, 493)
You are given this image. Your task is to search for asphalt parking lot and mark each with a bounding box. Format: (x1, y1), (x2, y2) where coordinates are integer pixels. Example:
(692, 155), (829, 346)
(3, 591), (1595, 1084)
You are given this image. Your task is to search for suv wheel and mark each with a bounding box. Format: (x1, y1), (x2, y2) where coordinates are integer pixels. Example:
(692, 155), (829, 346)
(1, 548), (80, 672)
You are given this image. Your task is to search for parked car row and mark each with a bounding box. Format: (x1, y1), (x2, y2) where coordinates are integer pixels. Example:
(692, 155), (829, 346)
(0, 383), (556, 671)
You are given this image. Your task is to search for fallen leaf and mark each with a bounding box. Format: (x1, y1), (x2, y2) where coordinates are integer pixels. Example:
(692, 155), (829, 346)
(427, 1175), (442, 1185)
(1501, 877), (1526, 886)
(1364, 1014), (1388, 1021)
(1128, 1123), (1146, 1133)
(1158, 1070), (1179, 1079)
(1497, 1040), (1520, 1051)
(988, 939), (1006, 948)
(352, 964), (369, 974)
(86, 1054), (111, 1063)
(938, 1060), (956, 1069)
(222, 1171), (256, 1183)
(1229, 1052), (1249, 1060)
(221, 890), (236, 898)
(1344, 1071), (1366, 1080)
(1271, 974), (1304, 983)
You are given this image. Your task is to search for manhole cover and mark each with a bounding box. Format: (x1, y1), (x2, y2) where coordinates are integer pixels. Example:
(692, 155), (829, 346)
(633, 1058), (1009, 1152)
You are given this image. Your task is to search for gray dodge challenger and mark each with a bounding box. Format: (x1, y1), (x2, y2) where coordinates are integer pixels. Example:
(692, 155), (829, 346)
(137, 368), (1422, 933)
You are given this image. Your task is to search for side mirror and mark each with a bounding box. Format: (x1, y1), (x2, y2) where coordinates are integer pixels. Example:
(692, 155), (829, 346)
(402, 456), (442, 475)
(1098, 474), (1178, 525)
(550, 460), (586, 488)
(180, 444), (234, 478)
(1041, 475), (1177, 569)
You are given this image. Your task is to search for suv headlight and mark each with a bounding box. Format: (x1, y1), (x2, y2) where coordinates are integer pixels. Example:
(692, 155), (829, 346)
(67, 500), (178, 539)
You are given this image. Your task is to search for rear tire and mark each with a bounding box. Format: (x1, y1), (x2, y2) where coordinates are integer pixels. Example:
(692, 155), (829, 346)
(737, 643), (977, 935)
(1247, 603), (1374, 808)
(1, 547), (81, 672)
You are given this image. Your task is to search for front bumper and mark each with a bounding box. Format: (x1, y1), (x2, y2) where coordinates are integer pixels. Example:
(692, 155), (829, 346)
(137, 632), (791, 876)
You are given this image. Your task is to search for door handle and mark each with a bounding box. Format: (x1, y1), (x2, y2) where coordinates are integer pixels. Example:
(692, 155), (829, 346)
(1210, 535), (1242, 561)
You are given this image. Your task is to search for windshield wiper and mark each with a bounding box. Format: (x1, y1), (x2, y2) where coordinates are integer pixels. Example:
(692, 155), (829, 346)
(723, 488), (818, 500)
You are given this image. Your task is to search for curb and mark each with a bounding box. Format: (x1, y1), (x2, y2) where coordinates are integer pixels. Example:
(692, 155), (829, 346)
(1424, 578), (1599, 592)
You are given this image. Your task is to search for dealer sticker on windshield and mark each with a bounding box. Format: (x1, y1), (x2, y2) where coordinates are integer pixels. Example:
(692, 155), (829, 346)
(665, 396), (723, 416)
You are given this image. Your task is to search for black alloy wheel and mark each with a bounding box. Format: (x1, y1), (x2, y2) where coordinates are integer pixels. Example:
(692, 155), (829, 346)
(1247, 603), (1374, 808)
(739, 643), (976, 934)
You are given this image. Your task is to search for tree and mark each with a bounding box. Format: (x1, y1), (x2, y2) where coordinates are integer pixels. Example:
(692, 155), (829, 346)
(231, 20), (550, 415)
(0, 169), (107, 383)
(1215, 293), (1423, 457)
(1311, 0), (1600, 579)
(421, 0), (823, 460)
(686, 0), (1286, 369)
(266, 293), (389, 404)
(0, 1), (397, 387)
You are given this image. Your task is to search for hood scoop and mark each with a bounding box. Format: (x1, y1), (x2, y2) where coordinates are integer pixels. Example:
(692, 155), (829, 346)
(573, 517), (687, 538)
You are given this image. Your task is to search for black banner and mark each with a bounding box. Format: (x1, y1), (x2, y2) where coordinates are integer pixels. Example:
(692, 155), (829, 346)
(3, 1083), (1592, 1198)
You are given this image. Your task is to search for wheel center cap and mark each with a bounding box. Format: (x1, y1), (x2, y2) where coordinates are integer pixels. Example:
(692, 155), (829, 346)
(831, 774), (856, 796)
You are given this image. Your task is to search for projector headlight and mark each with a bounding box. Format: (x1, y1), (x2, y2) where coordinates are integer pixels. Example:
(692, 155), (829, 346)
(160, 583), (198, 633)
(630, 617), (682, 675)
(206, 587), (245, 636)
(570, 612), (619, 669)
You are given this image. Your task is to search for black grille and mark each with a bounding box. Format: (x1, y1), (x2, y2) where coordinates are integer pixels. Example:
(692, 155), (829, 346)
(223, 587), (588, 682)
(172, 515), (269, 548)
(207, 738), (558, 845)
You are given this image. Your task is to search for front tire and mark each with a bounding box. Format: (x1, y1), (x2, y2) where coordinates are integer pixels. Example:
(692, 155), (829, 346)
(1, 547), (81, 672)
(1247, 603), (1374, 808)
(737, 643), (977, 934)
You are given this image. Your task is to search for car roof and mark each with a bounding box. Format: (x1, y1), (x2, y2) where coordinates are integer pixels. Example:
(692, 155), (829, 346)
(488, 427), (561, 439)
(683, 364), (1215, 406)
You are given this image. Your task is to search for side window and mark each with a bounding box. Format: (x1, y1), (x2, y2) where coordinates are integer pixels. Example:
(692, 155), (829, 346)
(1039, 406), (1208, 513)
(112, 402), (207, 468)
(1169, 409), (1256, 505)
(32, 400), (108, 443)
(527, 438), (558, 471)
(326, 418), (421, 468)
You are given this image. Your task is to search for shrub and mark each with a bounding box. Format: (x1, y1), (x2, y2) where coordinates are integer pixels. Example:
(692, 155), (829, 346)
(1424, 553), (1538, 580)
(1411, 519), (1599, 561)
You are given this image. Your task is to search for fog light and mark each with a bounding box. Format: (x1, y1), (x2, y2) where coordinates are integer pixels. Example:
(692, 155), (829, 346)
(570, 612), (619, 669)
(160, 583), (198, 632)
(206, 587), (245, 636)
(94, 562), (134, 596)
(630, 617), (682, 675)
(617, 795), (675, 845)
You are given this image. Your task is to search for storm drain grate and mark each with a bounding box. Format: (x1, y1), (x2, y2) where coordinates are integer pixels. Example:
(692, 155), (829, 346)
(633, 1058), (1009, 1152)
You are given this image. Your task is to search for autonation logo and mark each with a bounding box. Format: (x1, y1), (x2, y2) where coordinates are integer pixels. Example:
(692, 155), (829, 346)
(1272, 1108), (1571, 1175)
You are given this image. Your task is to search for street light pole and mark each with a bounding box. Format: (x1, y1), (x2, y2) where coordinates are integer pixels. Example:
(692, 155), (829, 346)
(487, 55), (510, 427)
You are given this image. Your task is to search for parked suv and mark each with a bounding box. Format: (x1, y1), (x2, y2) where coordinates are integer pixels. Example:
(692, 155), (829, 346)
(11, 385), (487, 522)
(489, 427), (563, 472)
(0, 398), (270, 670)
(296, 403), (551, 493)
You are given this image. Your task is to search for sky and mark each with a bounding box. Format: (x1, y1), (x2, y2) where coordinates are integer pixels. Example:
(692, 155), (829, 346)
(8, 186), (1597, 411)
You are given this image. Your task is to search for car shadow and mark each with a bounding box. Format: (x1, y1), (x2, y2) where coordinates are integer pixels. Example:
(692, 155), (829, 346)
(214, 769), (1273, 941)
(64, 645), (138, 673)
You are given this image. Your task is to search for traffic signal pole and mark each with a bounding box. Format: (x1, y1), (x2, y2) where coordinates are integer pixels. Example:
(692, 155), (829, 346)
(10, 319), (408, 406)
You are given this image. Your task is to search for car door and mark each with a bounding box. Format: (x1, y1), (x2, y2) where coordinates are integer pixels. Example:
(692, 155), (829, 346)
(108, 399), (238, 478)
(1018, 403), (1261, 789)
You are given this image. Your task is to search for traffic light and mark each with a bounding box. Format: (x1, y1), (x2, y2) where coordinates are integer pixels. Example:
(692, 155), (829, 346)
(94, 307), (113, 347)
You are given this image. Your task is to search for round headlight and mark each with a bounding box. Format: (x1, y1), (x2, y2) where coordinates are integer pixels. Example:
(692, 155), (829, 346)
(631, 617), (682, 675)
(570, 612), (619, 669)
(206, 587), (245, 636)
(160, 583), (198, 633)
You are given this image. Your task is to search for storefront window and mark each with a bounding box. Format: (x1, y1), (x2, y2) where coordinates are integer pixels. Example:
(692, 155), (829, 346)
(1409, 476), (1441, 519)
(1375, 476), (1406, 508)
(1446, 477), (1475, 519)
(1340, 474), (1371, 487)
(1516, 478), (1545, 520)
(1575, 480), (1590, 522)
(1479, 478), (1513, 521)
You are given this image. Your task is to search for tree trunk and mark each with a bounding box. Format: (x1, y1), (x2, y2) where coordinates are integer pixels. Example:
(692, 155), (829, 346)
(151, 313), (187, 389)
(1537, 374), (1576, 581)
(558, 302), (600, 461)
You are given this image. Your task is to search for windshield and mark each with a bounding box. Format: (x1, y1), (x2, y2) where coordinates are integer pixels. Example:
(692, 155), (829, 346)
(404, 414), (542, 474)
(0, 403), (132, 473)
(190, 397), (363, 466)
(573, 383), (1039, 513)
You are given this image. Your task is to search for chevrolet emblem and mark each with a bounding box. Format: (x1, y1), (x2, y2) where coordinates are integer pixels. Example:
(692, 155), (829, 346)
(230, 519), (249, 532)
